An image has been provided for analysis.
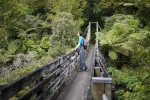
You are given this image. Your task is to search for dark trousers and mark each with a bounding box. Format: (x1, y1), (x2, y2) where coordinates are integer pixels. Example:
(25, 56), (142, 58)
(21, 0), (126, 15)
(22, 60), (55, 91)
(79, 49), (88, 70)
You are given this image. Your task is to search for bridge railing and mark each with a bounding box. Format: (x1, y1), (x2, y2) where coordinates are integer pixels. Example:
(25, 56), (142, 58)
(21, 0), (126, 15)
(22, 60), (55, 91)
(0, 50), (80, 100)
(92, 35), (112, 100)
(92, 40), (112, 100)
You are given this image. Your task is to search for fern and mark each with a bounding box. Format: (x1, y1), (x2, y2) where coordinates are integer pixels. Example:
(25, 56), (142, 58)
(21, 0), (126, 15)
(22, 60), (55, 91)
(0, 49), (11, 63)
(40, 36), (50, 49)
(113, 23), (128, 35)
(129, 30), (149, 40)
(113, 47), (129, 56)
(114, 41), (134, 51)
(129, 33), (144, 40)
(0, 53), (11, 63)
(98, 32), (108, 45)
(8, 40), (19, 54)
(108, 50), (118, 60)
(105, 32), (117, 45)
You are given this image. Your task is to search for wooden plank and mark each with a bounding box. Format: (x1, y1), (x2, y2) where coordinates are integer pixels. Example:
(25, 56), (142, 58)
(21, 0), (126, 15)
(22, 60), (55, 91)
(105, 83), (112, 100)
(92, 83), (104, 100)
(18, 70), (57, 100)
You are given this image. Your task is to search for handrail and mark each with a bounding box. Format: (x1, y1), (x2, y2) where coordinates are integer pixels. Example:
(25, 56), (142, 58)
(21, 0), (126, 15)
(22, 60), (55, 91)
(92, 22), (112, 100)
(0, 50), (79, 100)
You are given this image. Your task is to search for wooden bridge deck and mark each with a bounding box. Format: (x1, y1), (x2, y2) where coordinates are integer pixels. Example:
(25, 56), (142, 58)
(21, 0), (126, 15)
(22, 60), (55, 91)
(55, 45), (94, 100)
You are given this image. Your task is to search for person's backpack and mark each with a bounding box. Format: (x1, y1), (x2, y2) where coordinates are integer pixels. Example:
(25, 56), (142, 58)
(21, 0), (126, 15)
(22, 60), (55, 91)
(83, 38), (87, 50)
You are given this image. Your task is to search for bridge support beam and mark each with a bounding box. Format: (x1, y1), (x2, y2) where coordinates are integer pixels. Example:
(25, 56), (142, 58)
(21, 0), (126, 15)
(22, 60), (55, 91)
(92, 77), (112, 100)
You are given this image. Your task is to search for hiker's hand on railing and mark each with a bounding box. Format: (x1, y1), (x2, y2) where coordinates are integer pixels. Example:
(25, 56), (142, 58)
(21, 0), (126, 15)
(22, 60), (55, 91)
(72, 48), (77, 52)
(74, 48), (77, 51)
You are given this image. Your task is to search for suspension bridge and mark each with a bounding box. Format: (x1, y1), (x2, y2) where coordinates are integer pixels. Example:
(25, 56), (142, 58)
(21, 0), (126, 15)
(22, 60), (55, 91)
(0, 22), (117, 100)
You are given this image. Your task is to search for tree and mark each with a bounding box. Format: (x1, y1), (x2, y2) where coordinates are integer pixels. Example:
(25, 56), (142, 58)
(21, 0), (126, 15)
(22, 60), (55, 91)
(98, 15), (136, 61)
(47, 0), (87, 28)
(0, 0), (29, 41)
(49, 12), (77, 57)
(17, 0), (49, 15)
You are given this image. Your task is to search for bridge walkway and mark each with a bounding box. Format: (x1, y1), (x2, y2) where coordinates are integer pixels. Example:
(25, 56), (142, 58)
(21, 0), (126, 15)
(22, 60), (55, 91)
(55, 45), (94, 100)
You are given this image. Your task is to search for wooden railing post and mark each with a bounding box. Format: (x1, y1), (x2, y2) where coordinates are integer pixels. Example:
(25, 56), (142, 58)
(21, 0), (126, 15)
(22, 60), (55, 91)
(36, 76), (43, 97)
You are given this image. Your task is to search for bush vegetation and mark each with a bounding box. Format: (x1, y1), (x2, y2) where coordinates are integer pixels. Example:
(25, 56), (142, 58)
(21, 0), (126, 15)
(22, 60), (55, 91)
(1, 0), (150, 99)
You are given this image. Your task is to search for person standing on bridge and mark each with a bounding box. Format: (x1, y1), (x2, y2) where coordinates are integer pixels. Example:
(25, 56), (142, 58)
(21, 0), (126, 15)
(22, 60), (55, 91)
(75, 32), (88, 72)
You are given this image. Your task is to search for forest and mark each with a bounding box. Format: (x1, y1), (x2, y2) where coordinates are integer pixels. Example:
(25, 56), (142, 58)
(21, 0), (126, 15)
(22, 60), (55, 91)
(0, 0), (150, 100)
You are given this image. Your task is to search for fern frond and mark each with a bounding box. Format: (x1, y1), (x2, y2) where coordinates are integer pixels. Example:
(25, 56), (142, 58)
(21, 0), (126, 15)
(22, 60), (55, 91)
(105, 31), (118, 45)
(129, 31), (149, 40)
(114, 41), (134, 51)
(108, 50), (118, 60)
(8, 40), (19, 54)
(0, 51), (11, 63)
(113, 23), (128, 35)
(40, 21), (51, 29)
(99, 40), (108, 45)
(113, 47), (129, 56)
(98, 32), (108, 45)
(15, 27), (26, 37)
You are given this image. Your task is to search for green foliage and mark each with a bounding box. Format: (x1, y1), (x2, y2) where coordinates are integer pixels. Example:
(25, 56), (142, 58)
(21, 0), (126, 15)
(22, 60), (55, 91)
(0, 28), (8, 48)
(129, 29), (150, 67)
(108, 66), (150, 100)
(115, 90), (125, 100)
(15, 15), (43, 38)
(108, 50), (117, 60)
(17, 0), (49, 15)
(0, 0), (29, 41)
(93, 3), (102, 14)
(135, 0), (150, 28)
(98, 14), (139, 60)
(129, 30), (149, 40)
(1, 67), (32, 83)
(0, 0), (29, 26)
(49, 12), (77, 57)
(126, 19), (139, 30)
(103, 14), (136, 31)
(17, 33), (50, 59)
(0, 40), (19, 64)
(8, 40), (19, 54)
(49, 0), (87, 19)
(48, 42), (66, 57)
(98, 1), (114, 16)
(113, 23), (128, 35)
(0, 49), (11, 64)
(0, 1), (29, 50)
(96, 0), (150, 29)
(38, 56), (53, 66)
(40, 35), (50, 49)
(47, 0), (87, 29)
